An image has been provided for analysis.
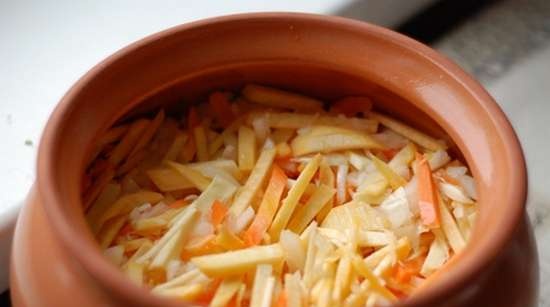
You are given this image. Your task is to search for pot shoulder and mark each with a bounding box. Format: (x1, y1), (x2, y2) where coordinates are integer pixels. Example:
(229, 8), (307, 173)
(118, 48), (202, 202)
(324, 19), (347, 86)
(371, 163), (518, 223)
(10, 186), (114, 307)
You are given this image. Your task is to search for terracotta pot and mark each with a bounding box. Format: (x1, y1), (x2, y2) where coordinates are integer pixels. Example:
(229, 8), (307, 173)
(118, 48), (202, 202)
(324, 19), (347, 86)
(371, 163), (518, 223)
(10, 13), (538, 307)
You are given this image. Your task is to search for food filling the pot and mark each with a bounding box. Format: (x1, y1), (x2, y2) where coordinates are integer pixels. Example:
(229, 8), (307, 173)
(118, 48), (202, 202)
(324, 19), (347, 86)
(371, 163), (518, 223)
(84, 84), (478, 307)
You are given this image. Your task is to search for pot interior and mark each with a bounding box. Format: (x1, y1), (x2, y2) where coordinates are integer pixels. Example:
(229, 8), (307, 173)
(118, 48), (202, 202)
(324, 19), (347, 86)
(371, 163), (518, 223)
(40, 14), (525, 306)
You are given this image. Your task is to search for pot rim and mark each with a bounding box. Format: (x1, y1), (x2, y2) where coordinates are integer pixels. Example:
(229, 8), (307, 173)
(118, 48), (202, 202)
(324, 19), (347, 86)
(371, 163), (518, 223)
(36, 12), (527, 307)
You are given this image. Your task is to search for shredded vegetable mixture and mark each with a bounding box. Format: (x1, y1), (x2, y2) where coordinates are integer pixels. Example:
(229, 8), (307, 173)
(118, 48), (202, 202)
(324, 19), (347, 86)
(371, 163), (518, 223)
(84, 84), (478, 307)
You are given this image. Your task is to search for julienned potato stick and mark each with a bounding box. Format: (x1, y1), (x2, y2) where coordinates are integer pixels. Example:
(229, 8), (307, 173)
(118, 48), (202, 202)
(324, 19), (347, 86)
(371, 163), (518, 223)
(191, 244), (284, 277)
(129, 109), (165, 158)
(84, 85), (478, 306)
(166, 160), (212, 192)
(108, 119), (150, 166)
(249, 111), (378, 133)
(269, 154), (322, 241)
(230, 148), (277, 215)
(243, 84), (323, 112)
(370, 111), (447, 151)
(238, 126), (257, 171)
(291, 127), (383, 156)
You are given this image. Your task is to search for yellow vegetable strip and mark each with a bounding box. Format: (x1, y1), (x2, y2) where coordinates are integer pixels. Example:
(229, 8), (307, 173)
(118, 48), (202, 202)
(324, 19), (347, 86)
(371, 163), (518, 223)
(124, 261), (145, 285)
(243, 84), (323, 112)
(108, 118), (150, 166)
(97, 191), (163, 227)
(275, 142), (292, 158)
(255, 112), (378, 133)
(370, 111), (446, 151)
(153, 283), (204, 301)
(438, 196), (466, 253)
(98, 215), (127, 249)
(364, 237), (411, 268)
(288, 184), (335, 234)
(269, 154), (321, 241)
(191, 244), (283, 277)
(137, 205), (198, 264)
(210, 277), (243, 307)
(129, 109), (165, 158)
(279, 230), (306, 272)
(332, 253), (352, 302)
(165, 161), (212, 192)
(215, 225), (246, 250)
(120, 238), (151, 253)
(370, 153), (407, 189)
(163, 132), (189, 162)
(185, 159), (243, 181)
(249, 264), (275, 307)
(238, 126), (256, 171)
(86, 182), (121, 233)
(154, 269), (202, 291)
(388, 142), (416, 173)
(352, 255), (397, 301)
(284, 272), (303, 307)
(420, 230), (449, 277)
(193, 126), (209, 162)
(271, 128), (295, 144)
(208, 116), (245, 156)
(291, 129), (382, 156)
(146, 168), (194, 192)
(316, 161), (336, 223)
(208, 134), (225, 156)
(172, 176), (237, 221)
(83, 167), (115, 211)
(302, 223), (318, 287)
(230, 148), (277, 215)
(150, 207), (199, 269)
(127, 241), (153, 264)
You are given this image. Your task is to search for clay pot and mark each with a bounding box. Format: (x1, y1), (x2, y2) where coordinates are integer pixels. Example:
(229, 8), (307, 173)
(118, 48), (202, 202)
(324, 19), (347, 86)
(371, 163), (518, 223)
(10, 13), (537, 307)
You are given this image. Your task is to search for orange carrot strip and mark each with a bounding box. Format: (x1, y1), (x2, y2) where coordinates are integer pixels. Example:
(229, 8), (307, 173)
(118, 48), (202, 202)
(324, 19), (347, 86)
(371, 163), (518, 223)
(330, 96), (373, 117)
(416, 153), (440, 228)
(180, 107), (200, 162)
(194, 278), (222, 305)
(275, 290), (287, 307)
(381, 148), (399, 161)
(209, 92), (235, 128)
(243, 165), (287, 246)
(211, 200), (229, 227)
(168, 199), (189, 209)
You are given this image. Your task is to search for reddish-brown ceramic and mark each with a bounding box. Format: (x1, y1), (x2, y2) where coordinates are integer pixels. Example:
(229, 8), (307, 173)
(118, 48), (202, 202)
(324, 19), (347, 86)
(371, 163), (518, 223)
(10, 13), (537, 307)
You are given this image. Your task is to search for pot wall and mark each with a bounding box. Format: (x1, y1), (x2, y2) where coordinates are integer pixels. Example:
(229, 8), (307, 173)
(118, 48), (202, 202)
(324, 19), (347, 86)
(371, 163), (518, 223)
(9, 13), (534, 307)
